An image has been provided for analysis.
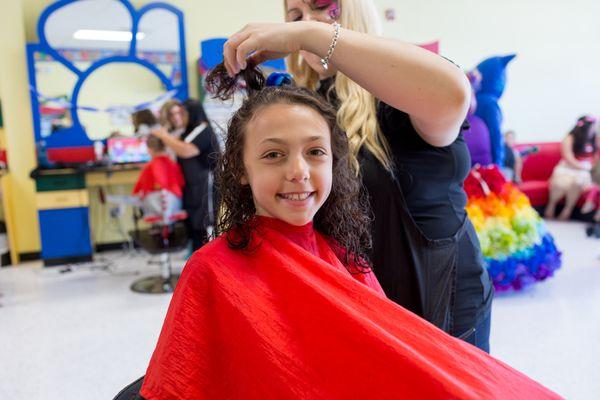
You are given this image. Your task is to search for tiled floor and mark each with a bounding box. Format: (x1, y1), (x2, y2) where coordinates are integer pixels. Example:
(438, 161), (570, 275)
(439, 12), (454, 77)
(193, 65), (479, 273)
(0, 221), (598, 399)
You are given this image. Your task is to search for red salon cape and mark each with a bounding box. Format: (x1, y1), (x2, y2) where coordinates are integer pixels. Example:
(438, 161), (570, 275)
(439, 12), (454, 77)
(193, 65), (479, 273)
(141, 217), (560, 400)
(132, 155), (184, 198)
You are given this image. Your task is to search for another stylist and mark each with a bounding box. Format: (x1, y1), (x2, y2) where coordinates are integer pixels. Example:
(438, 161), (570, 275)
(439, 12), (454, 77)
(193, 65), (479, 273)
(155, 99), (220, 250)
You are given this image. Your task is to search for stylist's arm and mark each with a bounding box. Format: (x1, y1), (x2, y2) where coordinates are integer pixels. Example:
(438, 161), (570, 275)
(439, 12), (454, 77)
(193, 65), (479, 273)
(223, 21), (470, 146)
(151, 127), (199, 159)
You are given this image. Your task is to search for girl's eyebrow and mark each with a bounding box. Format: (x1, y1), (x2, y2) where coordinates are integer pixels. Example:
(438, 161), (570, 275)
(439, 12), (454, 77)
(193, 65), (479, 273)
(260, 136), (324, 145)
(304, 136), (326, 143)
(260, 138), (287, 145)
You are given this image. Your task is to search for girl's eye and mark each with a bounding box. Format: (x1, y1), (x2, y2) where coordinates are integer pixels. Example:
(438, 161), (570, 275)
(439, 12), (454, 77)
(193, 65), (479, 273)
(292, 15), (302, 22)
(263, 151), (283, 160)
(309, 148), (326, 156)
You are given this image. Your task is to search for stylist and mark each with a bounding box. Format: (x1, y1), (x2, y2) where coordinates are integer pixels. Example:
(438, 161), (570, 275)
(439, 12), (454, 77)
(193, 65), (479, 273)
(154, 99), (219, 250)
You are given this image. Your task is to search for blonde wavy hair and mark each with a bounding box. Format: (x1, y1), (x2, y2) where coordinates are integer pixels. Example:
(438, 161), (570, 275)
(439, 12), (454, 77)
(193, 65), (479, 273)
(159, 99), (189, 132)
(285, 0), (392, 172)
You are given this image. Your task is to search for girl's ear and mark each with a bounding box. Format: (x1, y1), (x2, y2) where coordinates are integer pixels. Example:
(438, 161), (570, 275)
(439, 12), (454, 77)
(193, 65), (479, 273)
(240, 174), (248, 185)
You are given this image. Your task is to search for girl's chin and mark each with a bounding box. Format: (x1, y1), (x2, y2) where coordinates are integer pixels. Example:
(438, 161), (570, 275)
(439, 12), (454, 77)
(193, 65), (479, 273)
(280, 214), (314, 226)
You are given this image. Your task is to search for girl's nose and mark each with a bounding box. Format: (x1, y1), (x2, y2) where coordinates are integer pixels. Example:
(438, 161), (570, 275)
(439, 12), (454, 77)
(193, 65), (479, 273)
(286, 155), (310, 182)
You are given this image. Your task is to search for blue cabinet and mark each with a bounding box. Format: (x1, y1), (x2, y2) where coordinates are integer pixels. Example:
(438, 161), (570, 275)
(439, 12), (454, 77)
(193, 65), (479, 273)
(38, 207), (92, 262)
(34, 171), (93, 266)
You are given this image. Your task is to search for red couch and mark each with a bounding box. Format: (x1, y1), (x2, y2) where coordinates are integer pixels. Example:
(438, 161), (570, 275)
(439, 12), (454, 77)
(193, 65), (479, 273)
(516, 142), (591, 208)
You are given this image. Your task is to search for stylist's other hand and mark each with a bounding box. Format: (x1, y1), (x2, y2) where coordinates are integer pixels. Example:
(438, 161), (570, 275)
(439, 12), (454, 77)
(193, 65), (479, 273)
(223, 22), (306, 76)
(150, 126), (168, 140)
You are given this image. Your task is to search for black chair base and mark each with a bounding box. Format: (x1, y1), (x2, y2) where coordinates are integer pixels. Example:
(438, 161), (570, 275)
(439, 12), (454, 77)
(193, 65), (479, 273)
(129, 223), (189, 255)
(586, 222), (600, 238)
(113, 375), (145, 400)
(130, 274), (180, 294)
(129, 221), (188, 294)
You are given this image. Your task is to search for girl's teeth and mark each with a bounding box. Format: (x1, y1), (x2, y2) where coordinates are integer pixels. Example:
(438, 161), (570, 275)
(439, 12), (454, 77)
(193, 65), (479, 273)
(282, 193), (310, 201)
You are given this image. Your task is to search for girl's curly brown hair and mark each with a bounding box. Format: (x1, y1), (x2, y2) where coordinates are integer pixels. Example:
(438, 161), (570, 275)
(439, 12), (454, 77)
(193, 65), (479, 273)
(205, 63), (372, 270)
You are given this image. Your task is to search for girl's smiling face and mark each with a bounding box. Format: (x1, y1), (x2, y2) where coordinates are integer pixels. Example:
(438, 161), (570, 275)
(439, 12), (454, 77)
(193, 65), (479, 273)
(241, 102), (333, 226)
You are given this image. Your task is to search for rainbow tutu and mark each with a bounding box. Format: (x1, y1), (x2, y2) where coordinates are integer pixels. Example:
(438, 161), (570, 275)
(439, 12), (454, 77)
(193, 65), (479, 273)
(465, 165), (562, 292)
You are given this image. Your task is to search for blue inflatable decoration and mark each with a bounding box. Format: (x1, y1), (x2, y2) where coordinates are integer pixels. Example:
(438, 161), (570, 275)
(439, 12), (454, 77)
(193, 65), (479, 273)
(474, 54), (516, 166)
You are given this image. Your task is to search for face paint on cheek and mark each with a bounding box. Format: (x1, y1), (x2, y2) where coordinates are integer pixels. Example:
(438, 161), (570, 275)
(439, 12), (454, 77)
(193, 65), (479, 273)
(328, 2), (340, 20)
(313, 0), (340, 20)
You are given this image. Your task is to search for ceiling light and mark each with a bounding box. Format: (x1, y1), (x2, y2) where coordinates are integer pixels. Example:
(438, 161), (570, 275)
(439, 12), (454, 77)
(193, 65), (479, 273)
(73, 29), (145, 42)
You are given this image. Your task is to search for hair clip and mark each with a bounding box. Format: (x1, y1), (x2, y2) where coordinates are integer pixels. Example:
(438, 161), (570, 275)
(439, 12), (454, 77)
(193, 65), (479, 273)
(266, 72), (293, 87)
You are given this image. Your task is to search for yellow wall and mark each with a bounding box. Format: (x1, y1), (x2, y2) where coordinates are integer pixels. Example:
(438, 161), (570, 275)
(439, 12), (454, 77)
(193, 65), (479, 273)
(0, 0), (41, 255)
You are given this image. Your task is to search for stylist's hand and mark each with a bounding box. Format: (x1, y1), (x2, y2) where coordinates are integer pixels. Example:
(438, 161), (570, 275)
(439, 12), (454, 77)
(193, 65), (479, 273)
(223, 22), (307, 76)
(150, 126), (168, 140)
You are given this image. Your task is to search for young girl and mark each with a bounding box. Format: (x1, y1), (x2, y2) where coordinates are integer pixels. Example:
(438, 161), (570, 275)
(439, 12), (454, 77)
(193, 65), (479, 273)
(139, 65), (558, 399)
(223, 0), (493, 351)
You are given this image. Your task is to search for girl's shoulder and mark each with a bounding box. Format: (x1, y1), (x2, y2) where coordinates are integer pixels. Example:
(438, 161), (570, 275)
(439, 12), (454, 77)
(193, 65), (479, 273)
(188, 235), (244, 265)
(183, 233), (264, 276)
(178, 236), (241, 288)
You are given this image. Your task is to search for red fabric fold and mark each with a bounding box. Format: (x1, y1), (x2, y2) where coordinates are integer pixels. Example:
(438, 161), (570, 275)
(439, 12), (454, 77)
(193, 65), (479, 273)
(141, 219), (560, 400)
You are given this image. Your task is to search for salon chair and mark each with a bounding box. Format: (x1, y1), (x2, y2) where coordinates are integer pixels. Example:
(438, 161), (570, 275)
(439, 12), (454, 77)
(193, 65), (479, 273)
(129, 190), (189, 294)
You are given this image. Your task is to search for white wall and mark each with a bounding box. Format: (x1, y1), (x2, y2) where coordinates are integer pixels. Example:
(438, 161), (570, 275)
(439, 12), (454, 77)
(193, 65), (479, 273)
(376, 0), (600, 143)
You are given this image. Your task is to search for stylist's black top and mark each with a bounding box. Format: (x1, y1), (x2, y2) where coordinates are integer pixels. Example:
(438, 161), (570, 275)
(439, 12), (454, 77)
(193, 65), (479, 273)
(376, 102), (469, 239)
(178, 99), (220, 233)
(319, 79), (492, 330)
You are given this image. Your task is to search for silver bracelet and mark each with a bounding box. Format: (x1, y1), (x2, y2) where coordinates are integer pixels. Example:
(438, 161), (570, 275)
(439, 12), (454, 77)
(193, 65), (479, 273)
(320, 22), (341, 70)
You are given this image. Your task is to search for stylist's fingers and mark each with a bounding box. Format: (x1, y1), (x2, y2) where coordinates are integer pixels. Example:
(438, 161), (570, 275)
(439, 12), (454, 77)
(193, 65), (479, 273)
(223, 28), (251, 75)
(223, 40), (239, 76)
(247, 50), (289, 67)
(150, 126), (165, 138)
(236, 37), (260, 71)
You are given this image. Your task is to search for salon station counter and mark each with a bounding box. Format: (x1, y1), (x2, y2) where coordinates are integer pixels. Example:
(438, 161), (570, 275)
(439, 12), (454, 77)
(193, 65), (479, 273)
(30, 162), (143, 266)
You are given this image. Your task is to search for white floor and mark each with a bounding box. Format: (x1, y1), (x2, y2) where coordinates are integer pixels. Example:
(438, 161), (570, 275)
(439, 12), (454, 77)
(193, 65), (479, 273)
(0, 221), (598, 399)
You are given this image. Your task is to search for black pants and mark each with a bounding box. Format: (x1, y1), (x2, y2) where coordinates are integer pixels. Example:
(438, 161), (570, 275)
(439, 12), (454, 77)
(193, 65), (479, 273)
(454, 307), (491, 353)
(452, 222), (494, 353)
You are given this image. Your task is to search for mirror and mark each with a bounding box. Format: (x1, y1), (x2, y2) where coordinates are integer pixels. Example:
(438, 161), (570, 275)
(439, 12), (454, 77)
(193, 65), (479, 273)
(32, 52), (77, 139)
(28, 0), (188, 162)
(43, 0), (132, 58)
(77, 63), (168, 139)
(136, 8), (183, 86)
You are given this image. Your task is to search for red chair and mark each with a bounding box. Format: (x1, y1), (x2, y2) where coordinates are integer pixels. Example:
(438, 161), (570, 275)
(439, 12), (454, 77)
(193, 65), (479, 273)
(516, 141), (593, 210)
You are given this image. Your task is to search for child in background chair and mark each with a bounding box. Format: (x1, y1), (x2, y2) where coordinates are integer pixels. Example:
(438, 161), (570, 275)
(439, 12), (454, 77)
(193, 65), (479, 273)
(131, 109), (161, 136)
(132, 135), (185, 221)
(131, 109), (185, 221)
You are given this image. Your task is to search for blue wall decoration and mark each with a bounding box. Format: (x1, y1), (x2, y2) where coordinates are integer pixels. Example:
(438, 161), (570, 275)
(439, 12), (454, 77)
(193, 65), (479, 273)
(26, 0), (189, 163)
